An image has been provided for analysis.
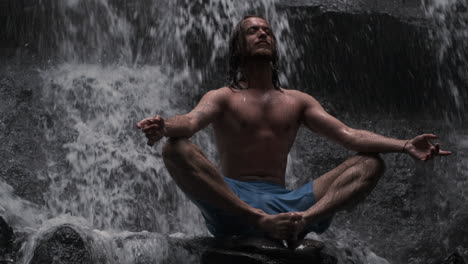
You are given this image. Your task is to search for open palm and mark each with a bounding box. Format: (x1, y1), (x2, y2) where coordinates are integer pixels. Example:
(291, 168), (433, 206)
(405, 134), (451, 161)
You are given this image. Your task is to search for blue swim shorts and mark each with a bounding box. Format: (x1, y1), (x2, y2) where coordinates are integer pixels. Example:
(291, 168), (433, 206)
(191, 177), (333, 237)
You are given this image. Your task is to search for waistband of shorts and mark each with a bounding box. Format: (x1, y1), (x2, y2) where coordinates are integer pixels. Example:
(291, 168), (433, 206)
(224, 177), (286, 188)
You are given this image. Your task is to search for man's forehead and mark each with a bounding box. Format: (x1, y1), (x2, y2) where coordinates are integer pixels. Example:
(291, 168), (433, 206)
(242, 17), (271, 29)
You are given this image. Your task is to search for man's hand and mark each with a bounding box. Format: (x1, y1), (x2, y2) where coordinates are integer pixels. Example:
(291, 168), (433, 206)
(404, 134), (452, 161)
(137, 116), (166, 146)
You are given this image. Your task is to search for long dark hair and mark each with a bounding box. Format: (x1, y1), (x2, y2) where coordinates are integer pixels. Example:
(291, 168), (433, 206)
(228, 15), (281, 90)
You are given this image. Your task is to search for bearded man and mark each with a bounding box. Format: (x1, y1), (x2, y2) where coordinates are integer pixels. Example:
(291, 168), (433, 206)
(137, 15), (451, 244)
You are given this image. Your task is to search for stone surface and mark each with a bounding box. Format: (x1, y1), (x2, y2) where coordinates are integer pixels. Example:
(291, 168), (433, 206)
(441, 252), (467, 264)
(0, 216), (13, 260)
(29, 225), (92, 264)
(201, 237), (336, 264)
(280, 0), (426, 23)
(202, 249), (283, 264)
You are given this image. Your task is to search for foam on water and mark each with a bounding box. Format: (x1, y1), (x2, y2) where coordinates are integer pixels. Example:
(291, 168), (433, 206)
(0, 181), (45, 229)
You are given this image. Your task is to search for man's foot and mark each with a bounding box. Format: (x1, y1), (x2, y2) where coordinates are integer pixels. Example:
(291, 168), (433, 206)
(287, 212), (307, 249)
(256, 212), (306, 242)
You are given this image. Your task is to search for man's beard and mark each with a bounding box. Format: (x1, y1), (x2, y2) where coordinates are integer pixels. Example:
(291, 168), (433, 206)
(244, 48), (274, 63)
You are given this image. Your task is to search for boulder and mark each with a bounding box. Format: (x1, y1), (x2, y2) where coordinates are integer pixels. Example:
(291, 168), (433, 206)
(441, 252), (467, 264)
(29, 224), (92, 264)
(201, 236), (337, 264)
(0, 216), (14, 263)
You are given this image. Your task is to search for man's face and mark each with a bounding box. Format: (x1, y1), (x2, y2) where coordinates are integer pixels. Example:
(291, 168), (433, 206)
(241, 17), (274, 61)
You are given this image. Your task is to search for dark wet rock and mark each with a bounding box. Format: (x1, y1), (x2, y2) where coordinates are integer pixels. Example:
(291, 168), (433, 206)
(111, 234), (336, 264)
(202, 249), (282, 264)
(0, 216), (13, 252)
(200, 237), (336, 264)
(440, 252), (467, 264)
(29, 225), (92, 264)
(0, 216), (14, 263)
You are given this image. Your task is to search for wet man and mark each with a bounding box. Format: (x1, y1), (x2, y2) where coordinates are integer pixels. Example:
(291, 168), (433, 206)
(137, 16), (451, 243)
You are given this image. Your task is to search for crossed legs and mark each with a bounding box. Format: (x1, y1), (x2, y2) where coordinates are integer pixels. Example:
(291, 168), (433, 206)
(162, 138), (385, 240)
(162, 138), (302, 239)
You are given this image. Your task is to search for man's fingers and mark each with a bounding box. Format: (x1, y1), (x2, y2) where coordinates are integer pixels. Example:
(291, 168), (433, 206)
(143, 124), (160, 133)
(277, 213), (294, 220)
(137, 118), (155, 129)
(439, 150), (452, 156)
(290, 212), (302, 222)
(422, 134), (438, 140)
(137, 119), (149, 129)
(137, 116), (164, 129)
(430, 147), (435, 155)
(159, 116), (165, 127)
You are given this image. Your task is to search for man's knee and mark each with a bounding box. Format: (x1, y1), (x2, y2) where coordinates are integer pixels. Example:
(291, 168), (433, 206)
(162, 137), (194, 163)
(357, 153), (386, 180)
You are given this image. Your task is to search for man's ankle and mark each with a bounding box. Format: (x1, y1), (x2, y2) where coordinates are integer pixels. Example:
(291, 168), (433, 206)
(247, 209), (267, 225)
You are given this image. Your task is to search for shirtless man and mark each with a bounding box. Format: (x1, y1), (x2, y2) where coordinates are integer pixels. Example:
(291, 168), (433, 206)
(137, 16), (451, 243)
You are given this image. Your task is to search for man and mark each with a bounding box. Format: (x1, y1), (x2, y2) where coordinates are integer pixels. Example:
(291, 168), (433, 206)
(137, 16), (451, 244)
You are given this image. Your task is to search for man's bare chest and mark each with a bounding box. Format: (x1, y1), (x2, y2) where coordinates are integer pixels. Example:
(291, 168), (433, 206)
(221, 92), (302, 132)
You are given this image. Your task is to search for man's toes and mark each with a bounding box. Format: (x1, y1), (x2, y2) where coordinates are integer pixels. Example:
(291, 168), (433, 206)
(276, 212), (294, 220)
(290, 212), (303, 221)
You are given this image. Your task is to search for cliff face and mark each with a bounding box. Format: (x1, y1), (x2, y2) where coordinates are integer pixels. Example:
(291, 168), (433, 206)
(1, 1), (467, 264)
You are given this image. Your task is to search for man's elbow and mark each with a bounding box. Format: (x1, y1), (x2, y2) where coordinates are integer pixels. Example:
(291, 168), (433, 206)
(187, 119), (201, 138)
(339, 127), (360, 151)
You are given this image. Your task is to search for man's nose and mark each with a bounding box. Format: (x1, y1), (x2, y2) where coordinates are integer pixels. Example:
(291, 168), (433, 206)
(258, 30), (267, 38)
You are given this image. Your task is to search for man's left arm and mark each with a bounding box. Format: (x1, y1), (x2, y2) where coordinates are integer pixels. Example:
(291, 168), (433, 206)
(299, 92), (451, 160)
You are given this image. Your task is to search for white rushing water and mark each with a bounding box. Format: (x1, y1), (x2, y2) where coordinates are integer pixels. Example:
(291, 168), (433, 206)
(424, 0), (468, 118)
(36, 0), (297, 234)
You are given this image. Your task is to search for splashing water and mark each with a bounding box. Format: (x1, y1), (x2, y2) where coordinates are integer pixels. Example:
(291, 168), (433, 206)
(424, 0), (468, 119)
(0, 181), (45, 229)
(33, 0), (302, 235)
(422, 0), (468, 260)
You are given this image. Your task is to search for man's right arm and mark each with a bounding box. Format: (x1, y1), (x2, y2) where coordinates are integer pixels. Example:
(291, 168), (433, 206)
(137, 88), (227, 145)
(165, 89), (225, 137)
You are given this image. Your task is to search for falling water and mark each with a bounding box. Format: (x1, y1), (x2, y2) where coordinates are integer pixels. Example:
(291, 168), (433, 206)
(425, 0), (468, 261)
(35, 0), (300, 234)
(424, 0), (468, 120)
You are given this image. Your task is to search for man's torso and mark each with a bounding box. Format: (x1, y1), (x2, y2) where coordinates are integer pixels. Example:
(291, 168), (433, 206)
(212, 87), (306, 185)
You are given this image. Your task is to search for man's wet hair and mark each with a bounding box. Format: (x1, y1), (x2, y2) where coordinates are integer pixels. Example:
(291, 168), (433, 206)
(228, 15), (281, 90)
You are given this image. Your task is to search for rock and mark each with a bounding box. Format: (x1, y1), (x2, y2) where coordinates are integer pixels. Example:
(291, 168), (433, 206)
(441, 252), (467, 264)
(29, 224), (92, 264)
(0, 216), (14, 263)
(201, 236), (337, 264)
(202, 249), (282, 264)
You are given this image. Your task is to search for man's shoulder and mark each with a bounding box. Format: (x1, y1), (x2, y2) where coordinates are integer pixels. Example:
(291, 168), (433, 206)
(281, 88), (321, 107)
(209, 86), (234, 94)
(281, 88), (312, 100)
(203, 86), (232, 98)
(207, 86), (244, 99)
